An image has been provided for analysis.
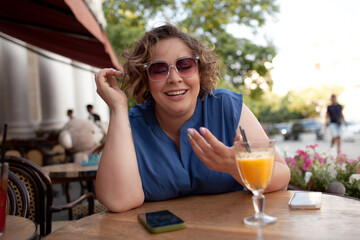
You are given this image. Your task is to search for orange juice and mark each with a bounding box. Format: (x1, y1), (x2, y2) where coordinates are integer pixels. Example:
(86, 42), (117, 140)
(236, 157), (274, 191)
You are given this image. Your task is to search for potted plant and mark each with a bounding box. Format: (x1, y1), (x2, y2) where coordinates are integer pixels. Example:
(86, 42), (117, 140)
(284, 144), (360, 199)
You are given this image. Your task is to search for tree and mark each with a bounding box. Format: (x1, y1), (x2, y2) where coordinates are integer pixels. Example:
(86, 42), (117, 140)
(251, 86), (344, 124)
(103, 0), (279, 101)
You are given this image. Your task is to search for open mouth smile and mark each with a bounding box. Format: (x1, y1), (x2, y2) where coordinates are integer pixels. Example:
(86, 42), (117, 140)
(165, 90), (187, 96)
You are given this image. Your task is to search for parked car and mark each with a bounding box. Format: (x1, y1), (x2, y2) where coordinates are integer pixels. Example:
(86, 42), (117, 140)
(272, 122), (295, 140)
(300, 119), (324, 140)
(282, 120), (303, 140)
(272, 119), (324, 141)
(343, 121), (360, 142)
(347, 121), (360, 134)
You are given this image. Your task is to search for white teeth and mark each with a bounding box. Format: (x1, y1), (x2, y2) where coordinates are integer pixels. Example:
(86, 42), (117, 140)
(166, 90), (186, 96)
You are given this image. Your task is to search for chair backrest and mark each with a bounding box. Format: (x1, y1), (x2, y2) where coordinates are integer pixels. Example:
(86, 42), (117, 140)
(7, 170), (30, 217)
(5, 149), (22, 157)
(26, 148), (44, 166)
(50, 144), (66, 164)
(5, 155), (54, 237)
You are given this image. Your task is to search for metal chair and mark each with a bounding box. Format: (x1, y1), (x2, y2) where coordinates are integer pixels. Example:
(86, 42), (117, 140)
(5, 155), (94, 237)
(7, 170), (30, 217)
(26, 148), (44, 166)
(5, 149), (22, 157)
(66, 143), (105, 219)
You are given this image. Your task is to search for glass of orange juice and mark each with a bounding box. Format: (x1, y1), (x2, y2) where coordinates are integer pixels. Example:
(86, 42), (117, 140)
(234, 139), (277, 226)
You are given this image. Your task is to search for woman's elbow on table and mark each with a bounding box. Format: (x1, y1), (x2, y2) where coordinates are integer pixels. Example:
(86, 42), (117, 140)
(98, 192), (145, 213)
(265, 161), (291, 193)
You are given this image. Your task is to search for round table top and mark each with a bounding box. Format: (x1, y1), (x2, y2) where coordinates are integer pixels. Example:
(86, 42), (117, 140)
(42, 162), (97, 183)
(1, 215), (37, 240)
(45, 190), (360, 240)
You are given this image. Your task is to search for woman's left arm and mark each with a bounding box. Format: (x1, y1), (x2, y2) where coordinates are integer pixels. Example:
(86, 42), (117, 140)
(187, 103), (290, 193)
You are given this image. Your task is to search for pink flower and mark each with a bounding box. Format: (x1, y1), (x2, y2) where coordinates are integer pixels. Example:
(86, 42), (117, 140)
(296, 149), (307, 159)
(337, 153), (348, 166)
(306, 144), (319, 149)
(285, 157), (292, 164)
(338, 153), (347, 158)
(302, 158), (314, 171)
(285, 157), (297, 169)
(315, 152), (325, 164)
(347, 158), (356, 164)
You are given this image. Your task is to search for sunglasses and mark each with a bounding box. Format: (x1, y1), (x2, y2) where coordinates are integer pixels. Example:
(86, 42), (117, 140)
(144, 56), (199, 82)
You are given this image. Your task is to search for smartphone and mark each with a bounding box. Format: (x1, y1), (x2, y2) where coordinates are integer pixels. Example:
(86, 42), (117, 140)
(137, 210), (186, 233)
(288, 192), (322, 209)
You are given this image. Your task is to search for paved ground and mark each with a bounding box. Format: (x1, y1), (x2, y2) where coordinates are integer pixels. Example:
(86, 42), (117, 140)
(272, 132), (360, 160)
(52, 182), (86, 221)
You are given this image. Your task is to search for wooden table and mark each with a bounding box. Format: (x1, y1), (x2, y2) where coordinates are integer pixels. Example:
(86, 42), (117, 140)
(42, 163), (97, 184)
(42, 163), (98, 215)
(44, 190), (360, 240)
(1, 215), (37, 240)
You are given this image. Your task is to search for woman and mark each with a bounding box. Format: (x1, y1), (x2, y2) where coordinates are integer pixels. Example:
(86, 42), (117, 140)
(95, 23), (290, 212)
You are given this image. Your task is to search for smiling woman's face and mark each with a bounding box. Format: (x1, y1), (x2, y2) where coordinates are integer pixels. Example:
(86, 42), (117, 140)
(148, 37), (200, 120)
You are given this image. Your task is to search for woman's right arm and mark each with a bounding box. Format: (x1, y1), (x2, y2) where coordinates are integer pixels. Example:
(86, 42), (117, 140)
(94, 69), (144, 212)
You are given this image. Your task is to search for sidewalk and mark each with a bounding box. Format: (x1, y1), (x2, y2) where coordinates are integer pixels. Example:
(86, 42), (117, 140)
(52, 183), (84, 221)
(273, 132), (360, 160)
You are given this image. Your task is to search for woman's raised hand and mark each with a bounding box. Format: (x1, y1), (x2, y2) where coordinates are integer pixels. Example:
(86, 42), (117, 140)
(187, 127), (239, 176)
(94, 68), (127, 111)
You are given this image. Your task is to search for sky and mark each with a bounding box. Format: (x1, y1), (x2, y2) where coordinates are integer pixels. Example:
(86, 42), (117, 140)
(228, 0), (360, 121)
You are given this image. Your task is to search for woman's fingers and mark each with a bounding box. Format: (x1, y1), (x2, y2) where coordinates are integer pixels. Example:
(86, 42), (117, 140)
(187, 130), (206, 157)
(95, 68), (124, 92)
(108, 76), (121, 90)
(187, 128), (213, 155)
(94, 68), (127, 108)
(198, 127), (226, 152)
(234, 134), (241, 142)
(188, 128), (223, 151)
(187, 127), (234, 172)
(95, 68), (123, 84)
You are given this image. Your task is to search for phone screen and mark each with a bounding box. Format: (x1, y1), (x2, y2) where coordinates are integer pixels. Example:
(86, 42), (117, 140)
(138, 210), (186, 233)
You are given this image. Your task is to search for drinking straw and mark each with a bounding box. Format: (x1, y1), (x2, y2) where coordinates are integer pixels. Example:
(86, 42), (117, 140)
(1, 124), (7, 167)
(239, 126), (251, 152)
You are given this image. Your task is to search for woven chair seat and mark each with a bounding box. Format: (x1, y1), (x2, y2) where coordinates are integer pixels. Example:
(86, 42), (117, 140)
(72, 199), (107, 218)
(7, 170), (30, 217)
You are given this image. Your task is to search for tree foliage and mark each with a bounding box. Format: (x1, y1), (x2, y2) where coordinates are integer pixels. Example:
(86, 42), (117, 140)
(103, 0), (338, 124)
(103, 0), (279, 99)
(250, 86), (344, 124)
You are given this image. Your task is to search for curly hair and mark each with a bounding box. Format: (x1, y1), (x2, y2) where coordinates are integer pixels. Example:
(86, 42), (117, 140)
(121, 23), (221, 104)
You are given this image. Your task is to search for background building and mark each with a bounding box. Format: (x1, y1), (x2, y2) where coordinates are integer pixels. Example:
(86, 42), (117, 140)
(0, 0), (116, 139)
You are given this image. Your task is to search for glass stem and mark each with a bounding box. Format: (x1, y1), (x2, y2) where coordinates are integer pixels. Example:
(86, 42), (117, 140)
(252, 191), (265, 218)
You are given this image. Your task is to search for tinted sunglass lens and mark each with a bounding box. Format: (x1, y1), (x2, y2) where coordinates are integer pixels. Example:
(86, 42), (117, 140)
(148, 63), (169, 81)
(147, 57), (198, 81)
(176, 58), (196, 76)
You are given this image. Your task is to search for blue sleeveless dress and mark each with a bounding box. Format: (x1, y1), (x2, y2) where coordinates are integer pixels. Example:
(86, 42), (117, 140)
(129, 89), (244, 201)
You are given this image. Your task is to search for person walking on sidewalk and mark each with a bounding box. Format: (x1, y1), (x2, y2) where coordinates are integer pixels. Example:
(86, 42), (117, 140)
(326, 94), (347, 154)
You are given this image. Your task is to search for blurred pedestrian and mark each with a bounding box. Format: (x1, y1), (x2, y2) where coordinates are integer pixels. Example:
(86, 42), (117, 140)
(86, 104), (101, 123)
(326, 94), (347, 154)
(67, 109), (74, 120)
